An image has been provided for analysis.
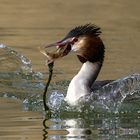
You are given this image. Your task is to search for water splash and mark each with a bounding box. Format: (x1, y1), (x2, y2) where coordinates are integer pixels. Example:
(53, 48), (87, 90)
(0, 44), (32, 74)
(0, 44), (44, 111)
(87, 73), (140, 113)
(47, 74), (140, 115)
(0, 44), (140, 114)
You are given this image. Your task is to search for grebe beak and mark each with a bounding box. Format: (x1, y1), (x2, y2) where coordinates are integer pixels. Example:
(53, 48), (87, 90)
(39, 37), (77, 63)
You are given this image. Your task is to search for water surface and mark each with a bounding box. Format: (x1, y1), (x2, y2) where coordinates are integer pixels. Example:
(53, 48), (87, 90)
(0, 0), (140, 139)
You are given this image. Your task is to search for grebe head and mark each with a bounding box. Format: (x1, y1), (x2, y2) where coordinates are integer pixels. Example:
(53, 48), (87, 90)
(40, 24), (105, 64)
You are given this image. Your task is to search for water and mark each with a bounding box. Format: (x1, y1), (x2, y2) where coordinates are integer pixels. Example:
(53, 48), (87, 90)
(0, 0), (140, 139)
(0, 44), (140, 139)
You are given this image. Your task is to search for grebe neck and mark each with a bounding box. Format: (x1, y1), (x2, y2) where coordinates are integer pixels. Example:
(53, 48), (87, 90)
(65, 61), (102, 105)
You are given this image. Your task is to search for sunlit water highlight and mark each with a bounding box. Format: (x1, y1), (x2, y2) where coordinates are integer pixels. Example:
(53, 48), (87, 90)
(0, 44), (140, 115)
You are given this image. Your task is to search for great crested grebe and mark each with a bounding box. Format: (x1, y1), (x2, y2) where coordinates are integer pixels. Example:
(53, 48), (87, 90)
(40, 24), (112, 106)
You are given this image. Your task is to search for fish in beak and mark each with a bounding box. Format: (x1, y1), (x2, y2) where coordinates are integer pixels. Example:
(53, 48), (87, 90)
(39, 37), (77, 64)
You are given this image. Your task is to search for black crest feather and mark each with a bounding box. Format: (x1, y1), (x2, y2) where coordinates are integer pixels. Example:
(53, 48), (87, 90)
(65, 24), (101, 38)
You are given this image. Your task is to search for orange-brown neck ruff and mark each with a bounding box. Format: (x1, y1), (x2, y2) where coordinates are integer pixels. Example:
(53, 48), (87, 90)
(76, 35), (105, 64)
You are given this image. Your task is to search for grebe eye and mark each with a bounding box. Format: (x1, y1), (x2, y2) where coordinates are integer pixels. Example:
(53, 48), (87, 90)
(73, 38), (78, 42)
(71, 37), (78, 45)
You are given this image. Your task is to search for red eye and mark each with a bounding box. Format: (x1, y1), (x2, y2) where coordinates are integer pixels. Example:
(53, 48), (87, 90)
(71, 37), (78, 44)
(73, 38), (78, 42)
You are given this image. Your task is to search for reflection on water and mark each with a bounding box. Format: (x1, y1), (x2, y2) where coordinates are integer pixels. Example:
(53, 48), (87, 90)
(43, 115), (140, 140)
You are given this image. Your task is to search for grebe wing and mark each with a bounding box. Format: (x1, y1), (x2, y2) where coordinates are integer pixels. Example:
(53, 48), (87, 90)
(91, 80), (114, 91)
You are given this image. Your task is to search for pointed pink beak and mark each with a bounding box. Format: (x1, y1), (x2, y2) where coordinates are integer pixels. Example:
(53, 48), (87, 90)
(39, 37), (78, 64)
(39, 37), (77, 57)
(44, 37), (75, 48)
